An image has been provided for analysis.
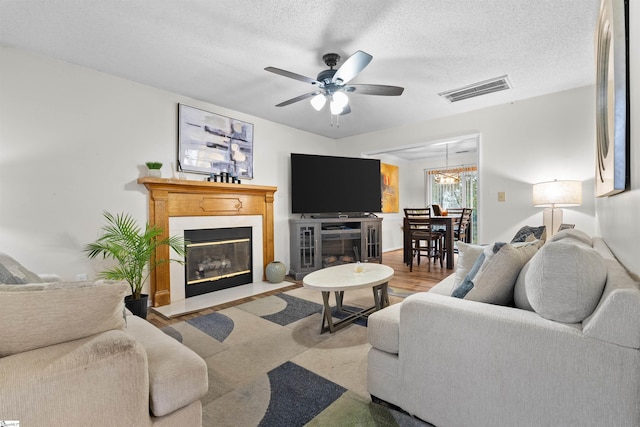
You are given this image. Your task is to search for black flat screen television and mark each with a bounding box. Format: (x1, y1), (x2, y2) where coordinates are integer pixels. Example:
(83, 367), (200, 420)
(290, 153), (382, 215)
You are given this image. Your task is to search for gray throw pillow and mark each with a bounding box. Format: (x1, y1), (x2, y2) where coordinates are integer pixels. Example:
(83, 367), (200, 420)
(548, 229), (593, 246)
(525, 241), (607, 323)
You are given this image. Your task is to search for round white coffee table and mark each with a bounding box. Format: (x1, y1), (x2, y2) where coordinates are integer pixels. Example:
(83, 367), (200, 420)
(303, 263), (394, 333)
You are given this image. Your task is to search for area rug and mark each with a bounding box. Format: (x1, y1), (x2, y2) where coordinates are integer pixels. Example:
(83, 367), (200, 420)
(160, 286), (432, 426)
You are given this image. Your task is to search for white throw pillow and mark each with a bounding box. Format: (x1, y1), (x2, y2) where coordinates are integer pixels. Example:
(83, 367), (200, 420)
(452, 242), (540, 305)
(453, 242), (486, 287)
(0, 280), (128, 356)
(525, 241), (607, 323)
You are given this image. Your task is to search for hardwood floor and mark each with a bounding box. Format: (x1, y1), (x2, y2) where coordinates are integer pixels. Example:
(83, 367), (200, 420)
(146, 248), (454, 328)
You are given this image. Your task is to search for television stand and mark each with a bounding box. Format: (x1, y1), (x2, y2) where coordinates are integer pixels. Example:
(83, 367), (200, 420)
(289, 217), (383, 280)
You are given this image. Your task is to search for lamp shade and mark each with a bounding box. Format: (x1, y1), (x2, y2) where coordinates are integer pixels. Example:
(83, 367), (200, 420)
(532, 180), (582, 207)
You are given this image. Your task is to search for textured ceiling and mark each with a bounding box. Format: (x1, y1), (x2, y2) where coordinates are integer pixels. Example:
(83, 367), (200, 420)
(0, 0), (601, 140)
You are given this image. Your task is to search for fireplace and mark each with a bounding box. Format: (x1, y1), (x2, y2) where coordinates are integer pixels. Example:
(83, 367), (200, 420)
(184, 227), (252, 297)
(138, 177), (276, 307)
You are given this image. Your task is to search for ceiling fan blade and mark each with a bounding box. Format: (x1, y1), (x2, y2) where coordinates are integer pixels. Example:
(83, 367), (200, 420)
(275, 91), (321, 107)
(339, 104), (351, 115)
(332, 50), (372, 84)
(265, 67), (319, 85)
(346, 84), (404, 96)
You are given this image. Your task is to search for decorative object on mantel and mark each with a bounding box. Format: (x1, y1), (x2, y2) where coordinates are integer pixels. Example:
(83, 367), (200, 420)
(265, 261), (287, 283)
(594, 0), (630, 196)
(84, 211), (186, 318)
(533, 180), (582, 236)
(207, 172), (241, 184)
(178, 104), (254, 179)
(145, 162), (163, 177)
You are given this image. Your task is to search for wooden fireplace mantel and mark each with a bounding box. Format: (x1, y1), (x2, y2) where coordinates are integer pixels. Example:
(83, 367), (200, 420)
(137, 177), (277, 307)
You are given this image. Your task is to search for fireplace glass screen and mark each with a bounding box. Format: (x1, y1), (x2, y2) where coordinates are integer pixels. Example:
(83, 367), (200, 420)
(184, 226), (252, 297)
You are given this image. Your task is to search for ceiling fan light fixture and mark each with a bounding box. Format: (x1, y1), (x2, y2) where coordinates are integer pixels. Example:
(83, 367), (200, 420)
(333, 91), (348, 107)
(330, 100), (343, 115)
(310, 94), (326, 111)
(330, 91), (349, 114)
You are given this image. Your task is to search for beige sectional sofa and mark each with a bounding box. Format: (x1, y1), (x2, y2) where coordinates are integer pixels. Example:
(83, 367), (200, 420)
(368, 231), (640, 426)
(0, 254), (208, 426)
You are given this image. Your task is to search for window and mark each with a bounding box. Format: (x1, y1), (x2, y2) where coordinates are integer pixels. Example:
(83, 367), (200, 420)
(426, 166), (477, 242)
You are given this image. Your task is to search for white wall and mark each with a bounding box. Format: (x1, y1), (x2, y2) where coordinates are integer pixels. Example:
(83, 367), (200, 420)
(340, 86), (598, 247)
(0, 47), (335, 282)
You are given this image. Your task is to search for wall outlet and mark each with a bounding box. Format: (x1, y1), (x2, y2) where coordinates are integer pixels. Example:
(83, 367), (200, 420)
(76, 273), (88, 281)
(498, 192), (506, 202)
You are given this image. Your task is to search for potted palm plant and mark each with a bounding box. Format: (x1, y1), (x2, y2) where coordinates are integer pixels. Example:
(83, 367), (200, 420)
(85, 211), (186, 318)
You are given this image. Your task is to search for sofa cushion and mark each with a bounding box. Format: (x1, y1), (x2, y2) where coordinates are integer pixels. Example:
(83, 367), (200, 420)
(367, 303), (401, 354)
(525, 241), (607, 323)
(0, 252), (43, 284)
(451, 242), (539, 305)
(0, 280), (128, 356)
(511, 225), (546, 243)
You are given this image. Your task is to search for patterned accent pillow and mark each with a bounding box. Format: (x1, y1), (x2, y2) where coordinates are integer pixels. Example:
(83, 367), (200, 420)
(511, 225), (546, 243)
(0, 252), (43, 284)
(452, 241), (540, 305)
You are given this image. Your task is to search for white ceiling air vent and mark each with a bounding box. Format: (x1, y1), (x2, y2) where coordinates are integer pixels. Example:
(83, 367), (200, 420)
(438, 75), (512, 102)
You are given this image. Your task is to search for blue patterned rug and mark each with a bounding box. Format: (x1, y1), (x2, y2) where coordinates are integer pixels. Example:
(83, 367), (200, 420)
(161, 288), (431, 426)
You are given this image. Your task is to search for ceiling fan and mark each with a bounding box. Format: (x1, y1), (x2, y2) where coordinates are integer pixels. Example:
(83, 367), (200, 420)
(265, 50), (404, 117)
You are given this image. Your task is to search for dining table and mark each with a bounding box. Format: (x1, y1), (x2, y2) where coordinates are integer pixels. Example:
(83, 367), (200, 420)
(403, 214), (471, 270)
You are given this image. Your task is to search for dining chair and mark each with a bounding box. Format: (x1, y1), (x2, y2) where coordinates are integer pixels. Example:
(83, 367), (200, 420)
(454, 208), (473, 245)
(440, 208), (472, 265)
(404, 208), (444, 272)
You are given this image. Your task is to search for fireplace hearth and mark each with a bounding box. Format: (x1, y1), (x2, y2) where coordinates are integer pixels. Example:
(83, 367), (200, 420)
(184, 227), (252, 298)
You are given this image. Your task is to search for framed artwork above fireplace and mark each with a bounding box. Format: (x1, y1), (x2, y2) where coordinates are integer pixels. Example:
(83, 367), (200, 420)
(178, 104), (254, 179)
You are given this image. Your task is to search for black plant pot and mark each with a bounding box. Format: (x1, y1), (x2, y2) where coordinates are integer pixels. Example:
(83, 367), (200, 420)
(124, 294), (149, 319)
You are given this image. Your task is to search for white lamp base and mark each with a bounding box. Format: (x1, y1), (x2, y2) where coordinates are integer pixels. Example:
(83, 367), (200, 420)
(542, 207), (563, 236)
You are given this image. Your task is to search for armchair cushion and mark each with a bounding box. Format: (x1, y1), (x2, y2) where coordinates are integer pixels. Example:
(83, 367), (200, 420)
(0, 280), (128, 356)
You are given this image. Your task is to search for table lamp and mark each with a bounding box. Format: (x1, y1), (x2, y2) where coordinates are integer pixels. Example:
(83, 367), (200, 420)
(532, 180), (582, 236)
